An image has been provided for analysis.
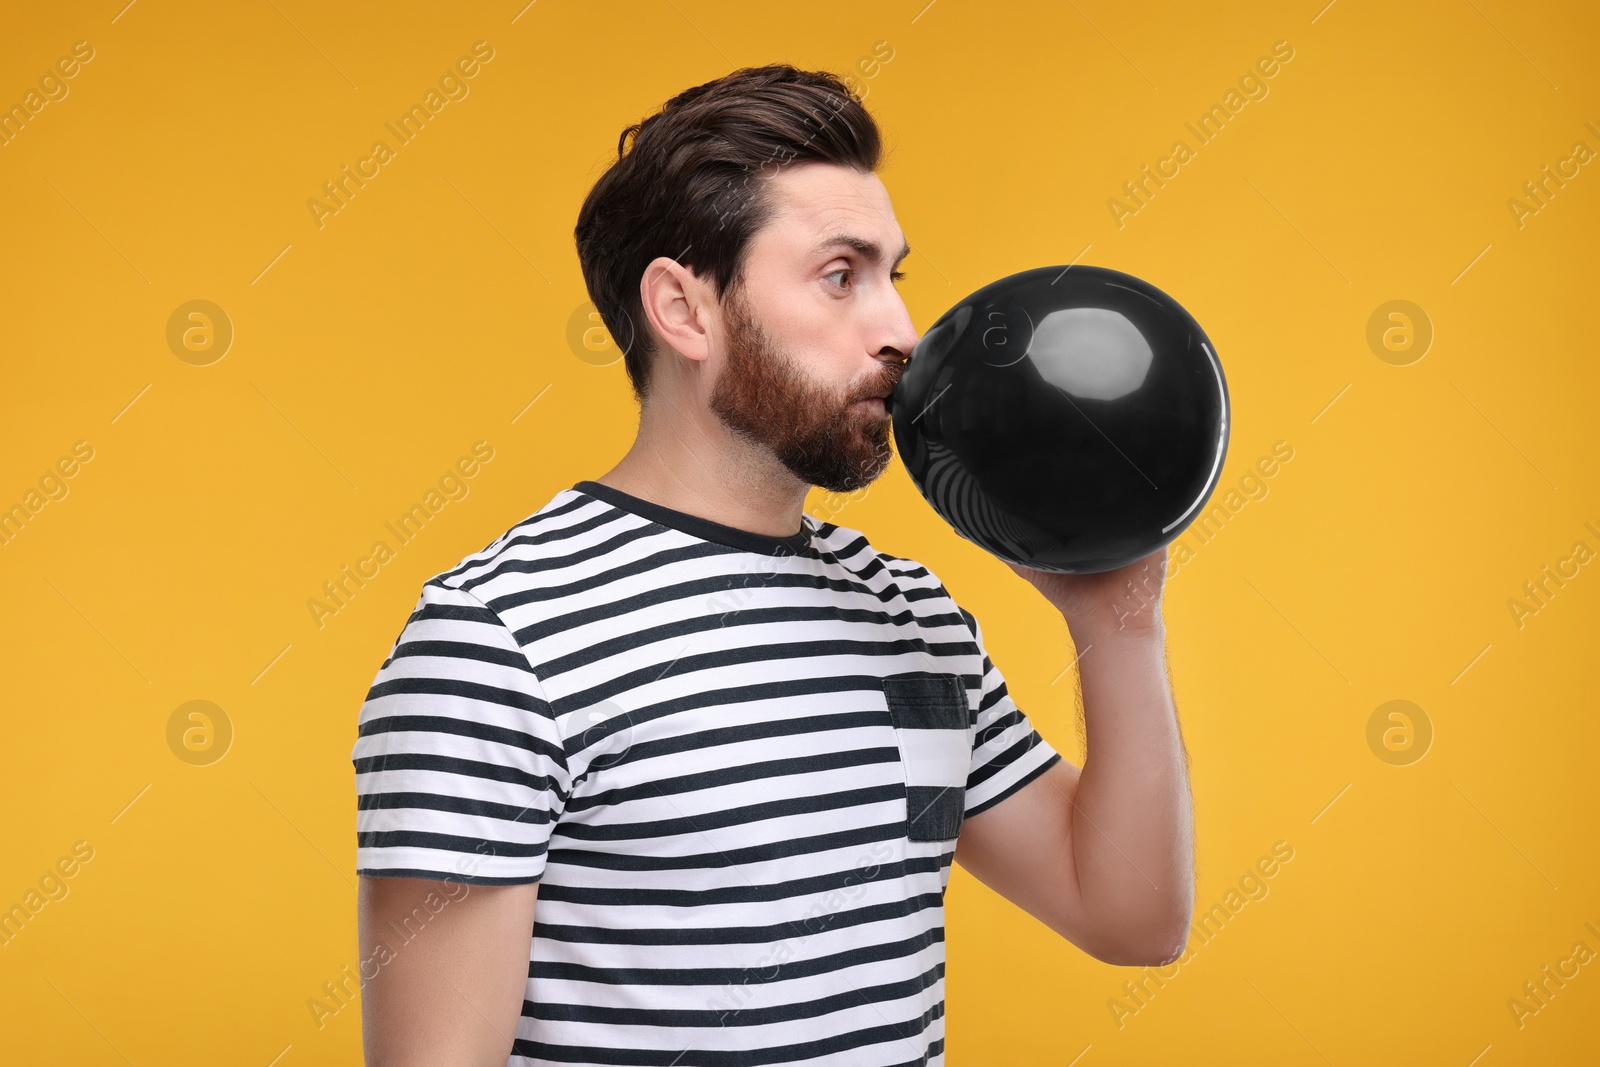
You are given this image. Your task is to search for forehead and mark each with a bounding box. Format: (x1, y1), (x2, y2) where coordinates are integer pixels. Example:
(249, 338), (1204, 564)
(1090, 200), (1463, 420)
(758, 162), (903, 254)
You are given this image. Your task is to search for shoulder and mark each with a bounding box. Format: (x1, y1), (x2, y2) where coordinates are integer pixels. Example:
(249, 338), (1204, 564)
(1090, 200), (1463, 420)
(805, 512), (965, 616)
(377, 485), (610, 659)
(420, 484), (601, 601)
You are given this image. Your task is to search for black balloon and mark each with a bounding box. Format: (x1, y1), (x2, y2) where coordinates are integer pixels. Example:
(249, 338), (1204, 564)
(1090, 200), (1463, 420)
(887, 264), (1229, 574)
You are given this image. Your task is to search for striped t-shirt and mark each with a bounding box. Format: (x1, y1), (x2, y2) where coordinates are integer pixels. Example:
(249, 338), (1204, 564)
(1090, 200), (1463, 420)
(351, 479), (1063, 1065)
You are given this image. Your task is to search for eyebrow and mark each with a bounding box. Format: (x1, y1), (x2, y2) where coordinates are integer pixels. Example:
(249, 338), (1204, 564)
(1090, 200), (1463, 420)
(809, 233), (912, 268)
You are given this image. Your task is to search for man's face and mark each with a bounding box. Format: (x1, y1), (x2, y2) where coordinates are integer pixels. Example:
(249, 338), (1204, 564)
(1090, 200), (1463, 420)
(706, 162), (919, 494)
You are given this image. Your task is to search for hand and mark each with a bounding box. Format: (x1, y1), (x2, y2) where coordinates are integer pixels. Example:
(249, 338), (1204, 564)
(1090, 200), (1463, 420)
(1001, 546), (1169, 636)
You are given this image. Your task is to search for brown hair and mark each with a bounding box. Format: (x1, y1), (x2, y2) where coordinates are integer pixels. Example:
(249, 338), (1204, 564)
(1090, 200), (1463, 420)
(573, 64), (883, 404)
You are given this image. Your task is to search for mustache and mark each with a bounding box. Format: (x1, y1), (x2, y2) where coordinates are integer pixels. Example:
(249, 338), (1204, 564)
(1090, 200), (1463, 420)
(855, 369), (902, 402)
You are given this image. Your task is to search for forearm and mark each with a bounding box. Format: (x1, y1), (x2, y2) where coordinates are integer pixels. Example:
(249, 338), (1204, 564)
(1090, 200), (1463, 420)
(1065, 619), (1194, 961)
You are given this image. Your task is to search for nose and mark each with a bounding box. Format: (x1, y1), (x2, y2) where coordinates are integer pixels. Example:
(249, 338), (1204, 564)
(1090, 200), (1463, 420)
(876, 306), (919, 417)
(878, 292), (920, 371)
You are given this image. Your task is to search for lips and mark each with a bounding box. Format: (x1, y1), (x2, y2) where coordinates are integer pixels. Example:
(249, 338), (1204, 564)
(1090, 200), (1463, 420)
(855, 375), (899, 410)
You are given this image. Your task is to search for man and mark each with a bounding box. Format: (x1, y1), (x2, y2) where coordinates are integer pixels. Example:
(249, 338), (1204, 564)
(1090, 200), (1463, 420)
(352, 64), (1194, 1065)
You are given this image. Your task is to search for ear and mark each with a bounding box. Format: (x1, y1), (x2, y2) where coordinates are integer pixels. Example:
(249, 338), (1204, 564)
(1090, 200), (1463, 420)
(639, 256), (715, 366)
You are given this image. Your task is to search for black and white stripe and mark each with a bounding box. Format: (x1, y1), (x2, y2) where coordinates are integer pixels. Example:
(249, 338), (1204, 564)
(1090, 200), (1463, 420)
(352, 480), (1062, 1065)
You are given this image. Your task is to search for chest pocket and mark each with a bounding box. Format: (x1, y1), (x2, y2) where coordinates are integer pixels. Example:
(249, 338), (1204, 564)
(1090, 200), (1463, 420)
(882, 673), (971, 843)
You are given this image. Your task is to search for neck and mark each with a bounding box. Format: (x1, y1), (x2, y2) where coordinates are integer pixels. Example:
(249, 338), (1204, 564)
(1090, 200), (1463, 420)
(593, 399), (809, 538)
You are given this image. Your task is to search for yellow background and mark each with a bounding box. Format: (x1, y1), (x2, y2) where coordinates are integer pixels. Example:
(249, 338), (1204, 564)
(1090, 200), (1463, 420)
(2, 0), (1596, 1063)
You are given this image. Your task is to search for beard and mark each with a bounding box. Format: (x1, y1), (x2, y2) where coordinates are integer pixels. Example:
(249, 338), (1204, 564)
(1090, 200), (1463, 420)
(708, 285), (899, 494)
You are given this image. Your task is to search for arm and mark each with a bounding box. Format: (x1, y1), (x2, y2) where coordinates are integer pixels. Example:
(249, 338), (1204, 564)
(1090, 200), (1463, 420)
(953, 548), (1194, 966)
(359, 875), (538, 1066)
(349, 582), (573, 1062)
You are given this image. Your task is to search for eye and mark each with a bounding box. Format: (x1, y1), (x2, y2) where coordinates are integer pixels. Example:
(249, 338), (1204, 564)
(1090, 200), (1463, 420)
(825, 268), (909, 290)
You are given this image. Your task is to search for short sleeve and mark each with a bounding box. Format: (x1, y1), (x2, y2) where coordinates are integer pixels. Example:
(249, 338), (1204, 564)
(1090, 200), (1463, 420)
(351, 579), (571, 885)
(958, 607), (1064, 820)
